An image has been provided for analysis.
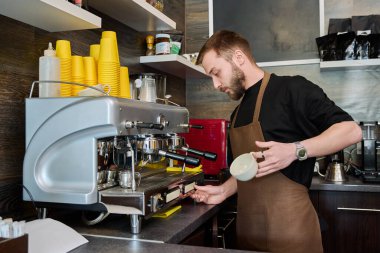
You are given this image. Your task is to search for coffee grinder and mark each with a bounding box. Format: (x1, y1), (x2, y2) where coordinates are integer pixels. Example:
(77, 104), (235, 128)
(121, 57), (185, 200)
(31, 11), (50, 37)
(360, 121), (380, 182)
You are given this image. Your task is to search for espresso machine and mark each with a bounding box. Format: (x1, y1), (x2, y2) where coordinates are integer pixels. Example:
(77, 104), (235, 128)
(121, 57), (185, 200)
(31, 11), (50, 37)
(360, 121), (380, 183)
(23, 96), (216, 233)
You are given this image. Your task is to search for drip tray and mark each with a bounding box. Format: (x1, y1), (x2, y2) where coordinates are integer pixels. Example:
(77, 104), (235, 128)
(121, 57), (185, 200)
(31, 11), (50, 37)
(136, 167), (167, 179)
(101, 169), (203, 195)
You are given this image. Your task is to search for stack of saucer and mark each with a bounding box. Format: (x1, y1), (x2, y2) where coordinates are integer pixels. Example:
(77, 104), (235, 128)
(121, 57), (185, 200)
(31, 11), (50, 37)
(56, 40), (72, 97)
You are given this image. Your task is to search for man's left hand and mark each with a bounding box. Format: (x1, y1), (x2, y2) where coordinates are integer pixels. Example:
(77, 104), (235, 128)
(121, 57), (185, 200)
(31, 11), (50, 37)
(251, 141), (296, 177)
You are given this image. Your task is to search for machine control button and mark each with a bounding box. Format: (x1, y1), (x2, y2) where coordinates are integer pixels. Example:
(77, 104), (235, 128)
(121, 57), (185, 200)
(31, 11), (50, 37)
(125, 121), (134, 129)
(157, 114), (168, 128)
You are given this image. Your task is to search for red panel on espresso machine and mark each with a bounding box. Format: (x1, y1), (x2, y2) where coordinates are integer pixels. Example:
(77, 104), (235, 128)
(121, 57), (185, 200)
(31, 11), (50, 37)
(180, 119), (228, 175)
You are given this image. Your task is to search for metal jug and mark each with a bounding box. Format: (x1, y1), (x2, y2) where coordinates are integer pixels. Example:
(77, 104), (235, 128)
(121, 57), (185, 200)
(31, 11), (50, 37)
(138, 76), (156, 102)
(318, 161), (347, 182)
(131, 73), (167, 102)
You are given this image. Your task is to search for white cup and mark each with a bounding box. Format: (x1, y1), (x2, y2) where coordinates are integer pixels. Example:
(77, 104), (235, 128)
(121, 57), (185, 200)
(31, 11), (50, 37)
(230, 152), (258, 181)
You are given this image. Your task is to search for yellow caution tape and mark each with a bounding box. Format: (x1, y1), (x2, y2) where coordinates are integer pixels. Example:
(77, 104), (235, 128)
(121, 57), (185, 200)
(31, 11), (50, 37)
(166, 164), (203, 172)
(152, 205), (182, 218)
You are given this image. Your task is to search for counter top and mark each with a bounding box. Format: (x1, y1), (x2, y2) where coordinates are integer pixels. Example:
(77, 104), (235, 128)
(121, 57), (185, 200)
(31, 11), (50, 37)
(57, 198), (264, 253)
(70, 235), (254, 253)
(311, 175), (380, 192)
(60, 176), (380, 253)
(57, 199), (219, 243)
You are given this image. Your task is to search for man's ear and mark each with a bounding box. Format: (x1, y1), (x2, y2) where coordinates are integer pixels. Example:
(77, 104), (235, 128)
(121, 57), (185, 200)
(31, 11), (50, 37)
(233, 50), (245, 66)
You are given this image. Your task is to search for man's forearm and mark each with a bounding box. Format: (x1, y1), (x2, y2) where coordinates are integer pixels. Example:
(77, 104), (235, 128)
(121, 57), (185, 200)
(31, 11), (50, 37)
(221, 176), (238, 199)
(302, 121), (362, 158)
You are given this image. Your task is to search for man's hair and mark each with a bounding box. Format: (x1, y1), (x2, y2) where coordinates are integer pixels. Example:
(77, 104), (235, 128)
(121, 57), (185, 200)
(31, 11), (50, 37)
(196, 30), (254, 65)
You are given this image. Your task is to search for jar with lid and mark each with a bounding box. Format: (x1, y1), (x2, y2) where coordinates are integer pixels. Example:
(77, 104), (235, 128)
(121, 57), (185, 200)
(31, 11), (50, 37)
(155, 34), (171, 55)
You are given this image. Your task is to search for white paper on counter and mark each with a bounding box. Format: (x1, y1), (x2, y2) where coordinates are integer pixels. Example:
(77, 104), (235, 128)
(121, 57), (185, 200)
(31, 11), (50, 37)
(25, 218), (88, 253)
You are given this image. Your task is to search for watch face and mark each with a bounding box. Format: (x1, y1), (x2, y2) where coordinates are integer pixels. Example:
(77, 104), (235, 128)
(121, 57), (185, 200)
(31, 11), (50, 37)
(298, 149), (306, 157)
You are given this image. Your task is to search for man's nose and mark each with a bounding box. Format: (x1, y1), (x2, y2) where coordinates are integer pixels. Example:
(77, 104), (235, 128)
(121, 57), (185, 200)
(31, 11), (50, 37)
(212, 77), (221, 89)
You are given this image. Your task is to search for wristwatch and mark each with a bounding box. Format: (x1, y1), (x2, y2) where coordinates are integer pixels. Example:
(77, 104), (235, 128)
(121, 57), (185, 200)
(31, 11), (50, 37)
(295, 141), (308, 161)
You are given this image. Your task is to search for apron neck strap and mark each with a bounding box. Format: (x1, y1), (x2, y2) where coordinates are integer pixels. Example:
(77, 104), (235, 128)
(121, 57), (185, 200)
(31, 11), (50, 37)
(252, 72), (271, 122)
(231, 72), (271, 127)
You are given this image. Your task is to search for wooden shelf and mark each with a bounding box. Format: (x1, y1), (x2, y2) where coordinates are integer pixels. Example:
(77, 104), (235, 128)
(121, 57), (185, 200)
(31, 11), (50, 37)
(140, 55), (208, 79)
(320, 59), (380, 71)
(0, 0), (101, 32)
(89, 0), (176, 32)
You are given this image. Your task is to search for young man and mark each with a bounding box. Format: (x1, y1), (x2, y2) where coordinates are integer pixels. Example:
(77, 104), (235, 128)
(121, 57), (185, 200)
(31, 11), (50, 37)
(191, 30), (362, 253)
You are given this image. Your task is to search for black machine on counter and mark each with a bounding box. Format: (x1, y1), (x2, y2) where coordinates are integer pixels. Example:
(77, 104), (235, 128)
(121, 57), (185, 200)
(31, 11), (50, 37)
(360, 121), (380, 183)
(23, 96), (217, 234)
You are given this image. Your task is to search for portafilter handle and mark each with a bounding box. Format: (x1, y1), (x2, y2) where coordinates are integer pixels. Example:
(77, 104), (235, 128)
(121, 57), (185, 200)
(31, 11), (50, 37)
(158, 150), (200, 166)
(136, 122), (164, 130)
(179, 124), (204, 129)
(181, 147), (217, 161)
(189, 125), (203, 129)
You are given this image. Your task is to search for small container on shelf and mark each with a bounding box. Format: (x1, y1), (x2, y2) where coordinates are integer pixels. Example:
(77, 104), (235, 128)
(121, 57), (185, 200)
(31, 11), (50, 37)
(146, 35), (155, 56)
(155, 34), (171, 55)
(146, 0), (164, 12)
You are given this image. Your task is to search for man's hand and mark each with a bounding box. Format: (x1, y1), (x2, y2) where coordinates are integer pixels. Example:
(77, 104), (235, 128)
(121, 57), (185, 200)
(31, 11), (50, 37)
(190, 185), (225, 205)
(251, 141), (296, 177)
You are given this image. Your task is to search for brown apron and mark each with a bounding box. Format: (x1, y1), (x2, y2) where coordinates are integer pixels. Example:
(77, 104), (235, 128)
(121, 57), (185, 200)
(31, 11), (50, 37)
(230, 72), (323, 253)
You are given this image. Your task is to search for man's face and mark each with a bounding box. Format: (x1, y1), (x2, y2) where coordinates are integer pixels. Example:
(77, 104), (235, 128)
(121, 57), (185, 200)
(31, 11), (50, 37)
(202, 50), (245, 100)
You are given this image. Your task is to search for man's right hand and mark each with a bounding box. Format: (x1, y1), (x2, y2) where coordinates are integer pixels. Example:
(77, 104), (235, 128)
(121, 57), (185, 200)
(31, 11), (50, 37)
(191, 177), (238, 205)
(190, 185), (226, 204)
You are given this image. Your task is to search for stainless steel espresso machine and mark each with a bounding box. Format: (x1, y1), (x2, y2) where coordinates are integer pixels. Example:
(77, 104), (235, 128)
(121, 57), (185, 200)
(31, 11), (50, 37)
(23, 96), (215, 233)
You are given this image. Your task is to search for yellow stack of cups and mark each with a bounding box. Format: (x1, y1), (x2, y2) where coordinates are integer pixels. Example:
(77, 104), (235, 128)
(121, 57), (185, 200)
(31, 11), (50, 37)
(120, 66), (131, 99)
(71, 56), (85, 96)
(83, 56), (97, 87)
(102, 31), (120, 60)
(89, 44), (100, 65)
(98, 31), (120, 97)
(56, 40), (72, 97)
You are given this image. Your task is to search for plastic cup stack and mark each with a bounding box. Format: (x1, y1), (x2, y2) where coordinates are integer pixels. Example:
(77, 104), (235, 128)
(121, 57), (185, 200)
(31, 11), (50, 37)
(98, 31), (120, 97)
(71, 56), (85, 96)
(56, 40), (72, 97)
(102, 31), (120, 60)
(83, 56), (97, 87)
(120, 66), (131, 99)
(89, 44), (100, 65)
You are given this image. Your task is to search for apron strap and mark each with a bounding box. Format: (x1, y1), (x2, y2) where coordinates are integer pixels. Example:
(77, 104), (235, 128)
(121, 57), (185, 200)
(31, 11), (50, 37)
(231, 72), (271, 127)
(253, 72), (271, 122)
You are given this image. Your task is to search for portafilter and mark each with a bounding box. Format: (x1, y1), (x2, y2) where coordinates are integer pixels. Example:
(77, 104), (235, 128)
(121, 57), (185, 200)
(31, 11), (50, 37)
(137, 136), (200, 166)
(167, 134), (217, 161)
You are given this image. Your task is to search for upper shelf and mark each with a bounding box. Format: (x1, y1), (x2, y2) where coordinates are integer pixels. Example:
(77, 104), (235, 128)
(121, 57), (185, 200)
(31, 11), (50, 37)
(140, 55), (208, 79)
(320, 59), (380, 71)
(88, 0), (176, 32)
(0, 0), (101, 32)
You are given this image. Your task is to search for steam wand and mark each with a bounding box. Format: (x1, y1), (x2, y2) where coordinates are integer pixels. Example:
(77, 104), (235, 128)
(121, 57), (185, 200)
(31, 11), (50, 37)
(126, 138), (137, 191)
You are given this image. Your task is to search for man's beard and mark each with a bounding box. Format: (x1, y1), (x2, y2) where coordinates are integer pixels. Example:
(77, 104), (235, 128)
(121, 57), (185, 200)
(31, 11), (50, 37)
(226, 64), (245, 100)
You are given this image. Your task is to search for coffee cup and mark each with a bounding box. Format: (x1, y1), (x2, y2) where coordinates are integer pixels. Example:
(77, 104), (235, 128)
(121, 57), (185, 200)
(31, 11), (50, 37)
(230, 152), (258, 181)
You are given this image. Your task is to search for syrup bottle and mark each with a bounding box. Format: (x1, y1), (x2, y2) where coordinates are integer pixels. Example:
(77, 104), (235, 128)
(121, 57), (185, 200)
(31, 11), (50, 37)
(39, 42), (60, 97)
